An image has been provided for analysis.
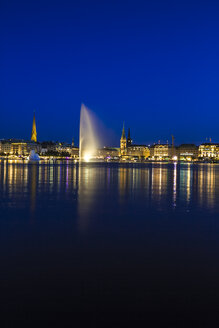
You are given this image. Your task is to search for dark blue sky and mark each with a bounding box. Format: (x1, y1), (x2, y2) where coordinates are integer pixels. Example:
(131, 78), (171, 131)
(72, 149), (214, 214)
(1, 0), (219, 146)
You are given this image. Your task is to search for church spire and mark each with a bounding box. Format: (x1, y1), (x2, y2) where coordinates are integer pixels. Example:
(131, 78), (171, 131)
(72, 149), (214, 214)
(128, 128), (130, 139)
(120, 123), (126, 155)
(127, 128), (132, 147)
(121, 123), (126, 140)
(31, 112), (37, 142)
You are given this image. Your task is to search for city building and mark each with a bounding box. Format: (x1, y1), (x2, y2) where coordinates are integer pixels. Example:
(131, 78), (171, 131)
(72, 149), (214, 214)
(199, 143), (219, 159)
(56, 142), (72, 154)
(0, 114), (81, 159)
(40, 141), (79, 158)
(0, 139), (39, 156)
(150, 144), (173, 160)
(126, 145), (150, 159)
(70, 138), (79, 158)
(71, 146), (79, 158)
(96, 147), (119, 160)
(119, 126), (150, 160)
(176, 144), (199, 161)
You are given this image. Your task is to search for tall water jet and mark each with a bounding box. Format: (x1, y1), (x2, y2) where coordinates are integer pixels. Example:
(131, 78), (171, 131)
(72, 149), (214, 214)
(79, 104), (99, 161)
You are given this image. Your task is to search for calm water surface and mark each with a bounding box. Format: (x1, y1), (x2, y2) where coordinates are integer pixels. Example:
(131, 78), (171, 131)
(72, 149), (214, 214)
(0, 162), (219, 325)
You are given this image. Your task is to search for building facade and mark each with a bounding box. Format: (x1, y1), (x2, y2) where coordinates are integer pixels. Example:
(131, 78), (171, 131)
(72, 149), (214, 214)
(126, 145), (150, 159)
(0, 139), (39, 156)
(150, 144), (173, 160)
(119, 126), (150, 160)
(176, 144), (199, 161)
(199, 143), (219, 159)
(96, 147), (119, 159)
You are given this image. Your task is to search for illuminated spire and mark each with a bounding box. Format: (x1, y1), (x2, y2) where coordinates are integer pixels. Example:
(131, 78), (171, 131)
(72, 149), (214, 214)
(120, 123), (126, 155)
(121, 123), (126, 140)
(31, 112), (37, 142)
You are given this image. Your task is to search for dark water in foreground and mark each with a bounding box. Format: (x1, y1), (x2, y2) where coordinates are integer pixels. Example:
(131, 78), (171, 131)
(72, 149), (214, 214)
(1, 162), (219, 326)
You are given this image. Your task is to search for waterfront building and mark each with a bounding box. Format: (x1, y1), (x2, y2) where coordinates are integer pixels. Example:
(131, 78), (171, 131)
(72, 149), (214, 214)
(199, 143), (219, 159)
(0, 139), (39, 156)
(11, 141), (28, 155)
(176, 144), (199, 161)
(40, 141), (57, 154)
(0, 140), (11, 154)
(126, 145), (150, 159)
(71, 146), (79, 158)
(150, 144), (173, 160)
(57, 142), (80, 158)
(31, 112), (37, 142)
(96, 147), (119, 160)
(119, 126), (150, 160)
(40, 141), (79, 158)
(56, 142), (72, 154)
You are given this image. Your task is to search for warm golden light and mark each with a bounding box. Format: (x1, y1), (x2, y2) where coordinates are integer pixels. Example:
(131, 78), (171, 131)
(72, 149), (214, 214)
(84, 153), (92, 162)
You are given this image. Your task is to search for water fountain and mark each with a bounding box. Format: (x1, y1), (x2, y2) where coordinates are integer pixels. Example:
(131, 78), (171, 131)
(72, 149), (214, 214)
(79, 104), (100, 162)
(28, 150), (40, 162)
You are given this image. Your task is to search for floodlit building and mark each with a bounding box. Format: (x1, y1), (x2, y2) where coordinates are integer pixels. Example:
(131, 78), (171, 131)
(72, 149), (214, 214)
(199, 143), (219, 159)
(0, 139), (39, 156)
(71, 147), (79, 158)
(0, 140), (12, 154)
(119, 126), (150, 160)
(126, 145), (150, 159)
(150, 144), (173, 160)
(150, 144), (170, 160)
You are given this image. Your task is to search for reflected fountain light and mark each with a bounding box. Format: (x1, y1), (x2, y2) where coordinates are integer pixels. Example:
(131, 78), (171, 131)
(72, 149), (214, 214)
(77, 164), (100, 231)
(30, 164), (37, 221)
(2, 162), (219, 223)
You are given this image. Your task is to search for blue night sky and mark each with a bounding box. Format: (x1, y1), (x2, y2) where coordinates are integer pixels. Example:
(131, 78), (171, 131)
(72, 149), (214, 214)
(1, 0), (219, 146)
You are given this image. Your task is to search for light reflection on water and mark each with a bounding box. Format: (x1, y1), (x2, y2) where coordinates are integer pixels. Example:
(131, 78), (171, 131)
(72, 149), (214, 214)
(1, 161), (219, 323)
(1, 161), (219, 214)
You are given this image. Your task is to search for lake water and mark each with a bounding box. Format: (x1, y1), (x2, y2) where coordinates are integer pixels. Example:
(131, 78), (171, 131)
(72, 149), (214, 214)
(1, 161), (219, 326)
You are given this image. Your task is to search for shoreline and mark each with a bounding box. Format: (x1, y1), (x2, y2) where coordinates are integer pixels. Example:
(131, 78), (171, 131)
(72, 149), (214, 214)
(1, 157), (219, 165)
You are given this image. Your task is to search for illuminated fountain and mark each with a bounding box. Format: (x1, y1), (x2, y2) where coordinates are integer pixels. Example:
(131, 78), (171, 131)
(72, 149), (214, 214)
(28, 150), (40, 162)
(79, 104), (100, 162)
